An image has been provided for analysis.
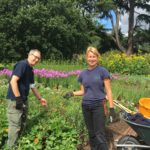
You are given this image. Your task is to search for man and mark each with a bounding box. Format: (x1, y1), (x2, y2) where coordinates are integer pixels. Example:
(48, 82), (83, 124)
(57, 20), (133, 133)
(6, 49), (47, 148)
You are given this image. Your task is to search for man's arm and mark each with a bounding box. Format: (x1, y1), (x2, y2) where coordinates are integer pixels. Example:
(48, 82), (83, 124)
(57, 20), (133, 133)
(31, 87), (47, 106)
(10, 75), (21, 97)
(10, 75), (25, 110)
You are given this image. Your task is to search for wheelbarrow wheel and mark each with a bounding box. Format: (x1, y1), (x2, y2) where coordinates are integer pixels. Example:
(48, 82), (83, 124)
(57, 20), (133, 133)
(117, 135), (141, 150)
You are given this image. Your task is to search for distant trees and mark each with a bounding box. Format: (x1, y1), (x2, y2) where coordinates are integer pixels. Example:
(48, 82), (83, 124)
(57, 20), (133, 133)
(115, 0), (150, 55)
(0, 0), (103, 61)
(97, 0), (150, 55)
(0, 0), (149, 61)
(97, 1), (125, 52)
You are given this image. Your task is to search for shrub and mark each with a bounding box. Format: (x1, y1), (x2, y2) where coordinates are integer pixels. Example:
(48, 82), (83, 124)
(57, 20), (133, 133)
(100, 51), (150, 75)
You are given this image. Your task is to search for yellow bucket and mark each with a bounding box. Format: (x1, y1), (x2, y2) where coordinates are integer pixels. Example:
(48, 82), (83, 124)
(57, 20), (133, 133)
(139, 98), (150, 119)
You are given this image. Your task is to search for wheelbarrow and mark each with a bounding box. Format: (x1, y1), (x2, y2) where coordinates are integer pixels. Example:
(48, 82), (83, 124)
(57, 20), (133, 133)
(113, 100), (150, 149)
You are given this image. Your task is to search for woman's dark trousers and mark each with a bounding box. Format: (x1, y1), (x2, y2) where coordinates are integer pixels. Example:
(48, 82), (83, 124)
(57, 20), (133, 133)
(82, 103), (108, 150)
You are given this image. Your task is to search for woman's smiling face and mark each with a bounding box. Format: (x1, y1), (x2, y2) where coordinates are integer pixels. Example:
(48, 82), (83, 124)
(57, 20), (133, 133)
(86, 51), (98, 69)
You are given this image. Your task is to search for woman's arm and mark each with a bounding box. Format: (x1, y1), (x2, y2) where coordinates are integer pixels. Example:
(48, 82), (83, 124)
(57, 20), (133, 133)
(104, 78), (114, 108)
(73, 84), (84, 96)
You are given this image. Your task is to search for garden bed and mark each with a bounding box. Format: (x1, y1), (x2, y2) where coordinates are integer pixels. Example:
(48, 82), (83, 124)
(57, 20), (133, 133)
(78, 120), (137, 150)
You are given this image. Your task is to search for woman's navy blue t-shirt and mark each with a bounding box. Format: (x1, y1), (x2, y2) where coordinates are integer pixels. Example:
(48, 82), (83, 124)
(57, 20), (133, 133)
(7, 60), (34, 101)
(78, 66), (110, 106)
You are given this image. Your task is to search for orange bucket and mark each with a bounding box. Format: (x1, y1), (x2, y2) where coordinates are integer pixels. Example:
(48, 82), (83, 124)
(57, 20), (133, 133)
(139, 98), (150, 119)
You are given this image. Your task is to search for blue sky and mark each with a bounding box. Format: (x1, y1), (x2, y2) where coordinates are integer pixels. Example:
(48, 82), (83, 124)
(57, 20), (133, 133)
(99, 8), (149, 35)
(98, 11), (116, 29)
(100, 19), (112, 29)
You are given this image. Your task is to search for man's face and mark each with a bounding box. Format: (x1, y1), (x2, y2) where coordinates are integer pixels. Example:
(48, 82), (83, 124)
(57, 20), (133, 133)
(28, 51), (41, 66)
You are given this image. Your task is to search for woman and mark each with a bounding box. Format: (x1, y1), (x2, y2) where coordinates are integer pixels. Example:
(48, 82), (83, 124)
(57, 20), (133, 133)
(64, 46), (116, 150)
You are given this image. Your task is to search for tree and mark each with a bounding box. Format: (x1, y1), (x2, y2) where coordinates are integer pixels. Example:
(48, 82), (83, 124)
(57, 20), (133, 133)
(127, 0), (135, 55)
(97, 1), (126, 52)
(0, 0), (103, 61)
(136, 1), (150, 26)
(134, 27), (150, 52)
(115, 0), (150, 54)
(97, 0), (150, 54)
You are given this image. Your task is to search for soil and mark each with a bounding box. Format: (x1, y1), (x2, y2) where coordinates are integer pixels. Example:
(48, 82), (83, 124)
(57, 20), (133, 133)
(79, 120), (137, 150)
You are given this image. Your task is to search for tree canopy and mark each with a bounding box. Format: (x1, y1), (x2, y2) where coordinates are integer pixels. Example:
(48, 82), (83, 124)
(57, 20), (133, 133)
(0, 0), (149, 61)
(0, 0), (104, 61)
(97, 0), (150, 54)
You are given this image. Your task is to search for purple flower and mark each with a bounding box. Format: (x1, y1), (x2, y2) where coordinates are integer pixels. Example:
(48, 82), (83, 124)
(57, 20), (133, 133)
(0, 68), (81, 79)
(0, 69), (12, 77)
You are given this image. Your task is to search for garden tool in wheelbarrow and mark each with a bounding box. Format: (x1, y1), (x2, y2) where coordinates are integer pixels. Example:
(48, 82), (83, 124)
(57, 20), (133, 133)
(113, 98), (150, 119)
(108, 100), (136, 123)
(113, 100), (136, 114)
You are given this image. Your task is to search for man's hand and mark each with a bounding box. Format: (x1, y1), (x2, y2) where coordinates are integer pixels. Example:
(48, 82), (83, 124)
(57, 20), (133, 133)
(109, 108), (117, 123)
(15, 96), (24, 110)
(40, 98), (47, 107)
(63, 92), (74, 99)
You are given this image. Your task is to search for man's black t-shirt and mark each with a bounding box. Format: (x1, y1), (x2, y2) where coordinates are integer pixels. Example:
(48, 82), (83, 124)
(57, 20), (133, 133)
(7, 60), (34, 100)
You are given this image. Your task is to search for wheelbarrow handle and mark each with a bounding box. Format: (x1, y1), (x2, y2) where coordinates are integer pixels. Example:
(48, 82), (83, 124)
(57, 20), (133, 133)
(113, 100), (135, 114)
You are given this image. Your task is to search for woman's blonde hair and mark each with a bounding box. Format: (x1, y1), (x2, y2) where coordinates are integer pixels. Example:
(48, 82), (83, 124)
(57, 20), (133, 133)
(86, 46), (100, 59)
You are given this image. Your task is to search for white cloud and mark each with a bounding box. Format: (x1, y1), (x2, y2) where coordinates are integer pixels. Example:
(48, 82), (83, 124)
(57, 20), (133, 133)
(120, 7), (149, 35)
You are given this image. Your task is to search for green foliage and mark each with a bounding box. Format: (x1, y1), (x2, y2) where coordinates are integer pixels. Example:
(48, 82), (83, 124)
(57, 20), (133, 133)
(35, 75), (80, 90)
(134, 27), (150, 53)
(101, 51), (150, 75)
(0, 83), (84, 149)
(17, 115), (80, 150)
(0, 60), (150, 149)
(111, 75), (150, 110)
(0, 78), (7, 99)
(36, 60), (83, 71)
(0, 0), (103, 61)
(0, 63), (5, 70)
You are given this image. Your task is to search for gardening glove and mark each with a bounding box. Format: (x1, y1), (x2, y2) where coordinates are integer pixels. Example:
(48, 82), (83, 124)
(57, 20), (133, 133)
(63, 92), (74, 99)
(15, 96), (24, 110)
(109, 108), (117, 123)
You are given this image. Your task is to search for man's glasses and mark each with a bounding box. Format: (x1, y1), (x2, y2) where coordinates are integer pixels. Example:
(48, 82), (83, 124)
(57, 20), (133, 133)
(31, 53), (41, 60)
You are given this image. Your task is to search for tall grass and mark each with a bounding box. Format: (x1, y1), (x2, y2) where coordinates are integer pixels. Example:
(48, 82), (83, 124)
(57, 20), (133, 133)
(35, 60), (85, 71)
(111, 75), (150, 110)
